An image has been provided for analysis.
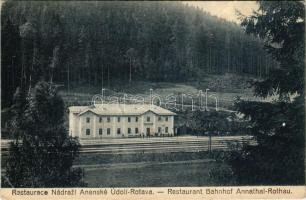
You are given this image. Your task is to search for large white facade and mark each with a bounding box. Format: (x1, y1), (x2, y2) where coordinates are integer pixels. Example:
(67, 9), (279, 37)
(68, 104), (176, 139)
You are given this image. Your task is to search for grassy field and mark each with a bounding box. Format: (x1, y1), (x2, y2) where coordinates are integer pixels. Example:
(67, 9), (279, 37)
(75, 151), (210, 165)
(74, 151), (226, 187)
(82, 159), (220, 187)
(59, 73), (259, 109)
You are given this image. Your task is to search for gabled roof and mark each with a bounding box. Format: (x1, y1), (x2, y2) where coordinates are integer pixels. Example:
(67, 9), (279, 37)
(69, 104), (176, 116)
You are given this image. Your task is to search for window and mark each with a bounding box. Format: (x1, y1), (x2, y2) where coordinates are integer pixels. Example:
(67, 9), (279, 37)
(158, 116), (162, 121)
(158, 127), (162, 133)
(147, 116), (150, 122)
(135, 128), (139, 134)
(86, 117), (90, 123)
(135, 117), (138, 122)
(128, 128), (131, 134)
(99, 128), (103, 135)
(86, 129), (90, 135)
(117, 128), (121, 134)
(117, 117), (120, 122)
(107, 128), (111, 135)
(128, 117), (131, 123)
(165, 117), (168, 121)
(99, 117), (102, 123)
(107, 117), (110, 123)
(165, 127), (168, 133)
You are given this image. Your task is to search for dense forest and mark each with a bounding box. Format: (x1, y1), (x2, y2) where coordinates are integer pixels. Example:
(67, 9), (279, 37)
(2, 1), (275, 108)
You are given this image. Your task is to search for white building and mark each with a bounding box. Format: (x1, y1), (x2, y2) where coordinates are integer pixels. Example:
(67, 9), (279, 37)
(68, 104), (176, 139)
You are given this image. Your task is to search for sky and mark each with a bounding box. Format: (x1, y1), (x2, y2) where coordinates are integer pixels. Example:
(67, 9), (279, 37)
(183, 1), (259, 23)
(0, 1), (258, 24)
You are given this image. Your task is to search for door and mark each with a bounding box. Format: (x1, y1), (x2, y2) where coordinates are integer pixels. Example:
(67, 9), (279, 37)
(146, 128), (150, 136)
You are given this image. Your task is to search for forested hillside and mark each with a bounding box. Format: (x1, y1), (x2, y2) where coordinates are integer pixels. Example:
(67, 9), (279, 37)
(2, 1), (275, 107)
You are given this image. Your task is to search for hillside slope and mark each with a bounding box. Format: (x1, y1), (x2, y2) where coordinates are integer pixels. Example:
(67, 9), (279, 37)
(59, 73), (260, 109)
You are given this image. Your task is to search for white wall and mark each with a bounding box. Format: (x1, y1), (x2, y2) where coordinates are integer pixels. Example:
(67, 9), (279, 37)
(69, 111), (175, 139)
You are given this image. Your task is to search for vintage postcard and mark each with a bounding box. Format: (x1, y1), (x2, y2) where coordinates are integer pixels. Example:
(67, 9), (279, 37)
(1, 1), (305, 200)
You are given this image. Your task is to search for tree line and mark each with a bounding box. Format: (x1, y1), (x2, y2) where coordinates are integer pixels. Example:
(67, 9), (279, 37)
(2, 1), (275, 108)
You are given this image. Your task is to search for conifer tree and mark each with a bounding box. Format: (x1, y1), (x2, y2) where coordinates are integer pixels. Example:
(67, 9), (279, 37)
(3, 82), (84, 187)
(226, 1), (305, 185)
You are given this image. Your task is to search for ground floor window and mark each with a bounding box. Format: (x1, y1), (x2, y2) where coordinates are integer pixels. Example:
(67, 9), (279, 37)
(158, 127), (161, 133)
(117, 128), (121, 134)
(135, 128), (139, 134)
(99, 128), (103, 135)
(107, 128), (111, 135)
(128, 128), (131, 134)
(86, 129), (90, 135)
(165, 127), (168, 133)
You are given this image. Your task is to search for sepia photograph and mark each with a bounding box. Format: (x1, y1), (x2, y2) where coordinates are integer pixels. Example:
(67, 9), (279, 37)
(1, 0), (305, 196)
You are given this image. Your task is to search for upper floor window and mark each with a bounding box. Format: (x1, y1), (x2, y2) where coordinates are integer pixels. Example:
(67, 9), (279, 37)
(99, 117), (102, 123)
(158, 116), (162, 121)
(107, 128), (111, 135)
(117, 128), (121, 134)
(147, 116), (150, 122)
(86, 129), (90, 135)
(86, 117), (90, 123)
(135, 117), (138, 122)
(128, 128), (131, 134)
(117, 117), (120, 122)
(165, 117), (169, 122)
(107, 117), (110, 123)
(99, 128), (103, 135)
(165, 127), (168, 133)
(128, 117), (131, 123)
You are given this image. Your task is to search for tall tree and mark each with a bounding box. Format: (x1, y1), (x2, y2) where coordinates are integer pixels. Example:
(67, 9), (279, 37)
(225, 1), (305, 185)
(50, 45), (60, 83)
(1, 17), (21, 108)
(3, 82), (84, 187)
(125, 48), (138, 83)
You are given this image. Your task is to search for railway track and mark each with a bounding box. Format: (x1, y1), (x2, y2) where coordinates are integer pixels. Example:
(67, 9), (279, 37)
(1, 136), (256, 155)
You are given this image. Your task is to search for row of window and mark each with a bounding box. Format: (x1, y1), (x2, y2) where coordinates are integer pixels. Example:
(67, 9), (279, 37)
(86, 128), (112, 135)
(85, 127), (169, 135)
(86, 116), (169, 123)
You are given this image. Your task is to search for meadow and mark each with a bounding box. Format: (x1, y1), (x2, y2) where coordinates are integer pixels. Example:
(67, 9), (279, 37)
(59, 73), (260, 108)
(75, 151), (224, 187)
